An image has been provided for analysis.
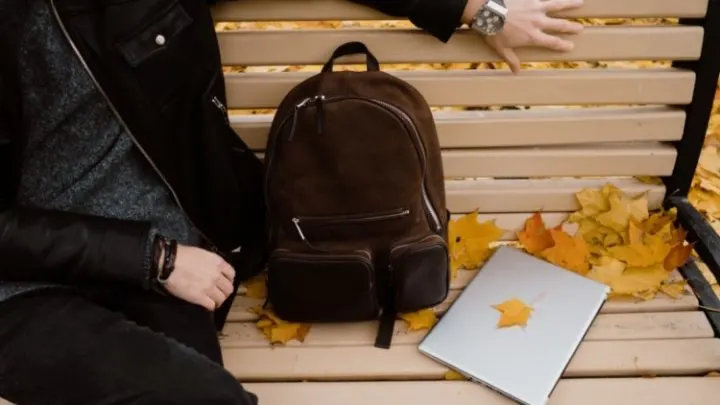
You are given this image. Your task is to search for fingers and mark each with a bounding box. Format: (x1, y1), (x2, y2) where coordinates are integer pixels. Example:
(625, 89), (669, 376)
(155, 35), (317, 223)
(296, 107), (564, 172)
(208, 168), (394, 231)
(208, 286), (227, 308)
(538, 17), (583, 34)
(217, 276), (234, 297)
(499, 47), (521, 74)
(531, 30), (574, 52)
(200, 296), (217, 312)
(219, 262), (236, 283)
(540, 0), (584, 13)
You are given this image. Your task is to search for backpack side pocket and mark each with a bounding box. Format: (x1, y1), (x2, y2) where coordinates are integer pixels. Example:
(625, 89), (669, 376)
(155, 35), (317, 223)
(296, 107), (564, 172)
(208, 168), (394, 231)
(389, 235), (450, 313)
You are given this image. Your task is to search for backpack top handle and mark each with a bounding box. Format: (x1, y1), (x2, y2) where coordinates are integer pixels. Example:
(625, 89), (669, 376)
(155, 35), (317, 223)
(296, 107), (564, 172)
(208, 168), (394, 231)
(321, 41), (380, 73)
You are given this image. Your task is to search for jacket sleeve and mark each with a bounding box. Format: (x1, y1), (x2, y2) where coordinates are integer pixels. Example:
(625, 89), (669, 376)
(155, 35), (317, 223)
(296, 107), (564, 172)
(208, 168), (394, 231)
(0, 78), (157, 290)
(346, 0), (469, 43)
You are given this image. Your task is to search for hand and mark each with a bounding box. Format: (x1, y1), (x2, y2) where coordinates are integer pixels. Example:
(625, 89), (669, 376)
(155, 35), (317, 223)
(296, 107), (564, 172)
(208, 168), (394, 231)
(164, 245), (236, 311)
(463, 0), (585, 73)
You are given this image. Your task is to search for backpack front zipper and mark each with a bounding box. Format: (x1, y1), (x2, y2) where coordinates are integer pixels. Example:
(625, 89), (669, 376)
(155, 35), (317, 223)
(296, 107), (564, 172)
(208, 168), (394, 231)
(266, 95), (442, 234)
(291, 208), (410, 241)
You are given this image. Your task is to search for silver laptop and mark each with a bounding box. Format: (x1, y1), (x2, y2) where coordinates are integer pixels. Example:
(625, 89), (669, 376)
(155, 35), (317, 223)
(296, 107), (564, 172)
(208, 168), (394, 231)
(418, 246), (610, 405)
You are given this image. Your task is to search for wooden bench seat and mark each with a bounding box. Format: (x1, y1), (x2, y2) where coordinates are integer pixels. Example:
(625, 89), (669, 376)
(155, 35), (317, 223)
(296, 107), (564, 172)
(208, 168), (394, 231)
(208, 0), (720, 403)
(4, 0), (717, 404)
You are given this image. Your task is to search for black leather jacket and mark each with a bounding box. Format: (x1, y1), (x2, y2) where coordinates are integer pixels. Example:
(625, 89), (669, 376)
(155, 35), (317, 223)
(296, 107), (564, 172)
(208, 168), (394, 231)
(0, 0), (466, 297)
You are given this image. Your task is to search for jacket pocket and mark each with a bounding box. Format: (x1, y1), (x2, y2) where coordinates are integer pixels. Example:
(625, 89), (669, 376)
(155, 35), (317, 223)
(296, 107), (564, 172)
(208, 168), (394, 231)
(267, 248), (380, 322)
(114, 0), (211, 110)
(389, 234), (450, 313)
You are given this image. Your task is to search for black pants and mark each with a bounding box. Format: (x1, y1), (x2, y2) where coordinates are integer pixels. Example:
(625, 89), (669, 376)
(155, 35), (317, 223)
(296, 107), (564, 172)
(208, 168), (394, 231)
(0, 288), (258, 405)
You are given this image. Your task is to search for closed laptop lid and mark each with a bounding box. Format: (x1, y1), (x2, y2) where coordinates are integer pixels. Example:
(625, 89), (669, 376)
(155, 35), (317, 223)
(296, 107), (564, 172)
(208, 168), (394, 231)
(418, 246), (610, 405)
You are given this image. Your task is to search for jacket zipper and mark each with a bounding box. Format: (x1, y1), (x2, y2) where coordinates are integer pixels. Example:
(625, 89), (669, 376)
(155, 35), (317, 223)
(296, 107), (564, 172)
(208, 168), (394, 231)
(291, 208), (410, 241)
(50, 0), (219, 253)
(267, 95), (442, 233)
(211, 96), (230, 125)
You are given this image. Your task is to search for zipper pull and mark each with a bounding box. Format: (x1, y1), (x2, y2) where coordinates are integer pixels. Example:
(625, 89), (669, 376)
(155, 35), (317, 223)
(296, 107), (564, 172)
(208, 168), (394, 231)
(288, 97), (313, 141)
(315, 95), (326, 135)
(292, 218), (306, 240)
(211, 96), (230, 124)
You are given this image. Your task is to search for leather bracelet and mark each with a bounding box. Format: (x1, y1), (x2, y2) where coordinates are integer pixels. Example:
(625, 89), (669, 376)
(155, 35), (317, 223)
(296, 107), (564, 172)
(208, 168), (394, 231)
(150, 234), (165, 281)
(157, 238), (178, 285)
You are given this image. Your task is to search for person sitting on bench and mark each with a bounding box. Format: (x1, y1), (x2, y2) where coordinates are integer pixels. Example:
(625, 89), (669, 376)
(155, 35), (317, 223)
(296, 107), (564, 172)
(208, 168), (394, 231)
(0, 0), (582, 403)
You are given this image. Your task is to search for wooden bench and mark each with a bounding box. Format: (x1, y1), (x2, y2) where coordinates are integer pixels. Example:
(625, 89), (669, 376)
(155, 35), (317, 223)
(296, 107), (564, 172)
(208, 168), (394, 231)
(210, 0), (720, 403)
(4, 1), (719, 404)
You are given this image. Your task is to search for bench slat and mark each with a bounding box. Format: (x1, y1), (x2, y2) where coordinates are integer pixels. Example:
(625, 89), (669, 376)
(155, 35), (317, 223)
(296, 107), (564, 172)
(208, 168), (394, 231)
(443, 178), (664, 213)
(222, 338), (720, 380)
(212, 0), (709, 21)
(225, 69), (695, 109)
(256, 143), (676, 178)
(441, 143), (676, 178)
(218, 27), (703, 66)
(243, 378), (720, 405)
(232, 107), (686, 149)
(220, 311), (714, 348)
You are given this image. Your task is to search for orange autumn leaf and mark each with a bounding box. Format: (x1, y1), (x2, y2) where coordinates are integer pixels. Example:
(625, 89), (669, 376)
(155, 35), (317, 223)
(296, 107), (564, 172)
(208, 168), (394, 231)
(517, 212), (554, 255)
(492, 298), (533, 328)
(664, 243), (693, 271)
(540, 227), (591, 275)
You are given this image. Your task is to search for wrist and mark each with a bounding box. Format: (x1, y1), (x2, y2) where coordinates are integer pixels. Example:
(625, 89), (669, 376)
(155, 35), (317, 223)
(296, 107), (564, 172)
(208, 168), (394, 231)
(461, 0), (489, 25)
(150, 235), (178, 288)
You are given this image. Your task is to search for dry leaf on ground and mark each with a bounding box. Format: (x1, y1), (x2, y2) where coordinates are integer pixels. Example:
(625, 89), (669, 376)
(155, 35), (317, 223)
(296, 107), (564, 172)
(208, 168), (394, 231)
(399, 309), (438, 331)
(492, 298), (533, 328)
(517, 212), (554, 254)
(539, 227), (591, 275)
(241, 274), (267, 299)
(250, 306), (310, 344)
(448, 210), (505, 280)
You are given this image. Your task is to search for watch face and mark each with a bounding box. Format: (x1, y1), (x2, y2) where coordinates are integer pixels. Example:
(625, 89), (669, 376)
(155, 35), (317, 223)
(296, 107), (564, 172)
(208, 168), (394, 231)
(473, 9), (505, 35)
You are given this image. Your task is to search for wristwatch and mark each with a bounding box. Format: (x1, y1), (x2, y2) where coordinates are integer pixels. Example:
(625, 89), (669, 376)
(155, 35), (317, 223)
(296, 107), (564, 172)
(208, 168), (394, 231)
(469, 0), (508, 36)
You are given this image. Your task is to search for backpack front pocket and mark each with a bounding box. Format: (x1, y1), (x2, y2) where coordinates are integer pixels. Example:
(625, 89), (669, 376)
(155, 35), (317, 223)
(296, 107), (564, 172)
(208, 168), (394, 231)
(267, 248), (380, 322)
(389, 234), (450, 313)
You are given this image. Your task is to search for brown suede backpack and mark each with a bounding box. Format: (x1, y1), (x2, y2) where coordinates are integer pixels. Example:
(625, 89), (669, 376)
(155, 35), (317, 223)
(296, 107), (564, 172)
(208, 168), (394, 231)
(263, 42), (450, 349)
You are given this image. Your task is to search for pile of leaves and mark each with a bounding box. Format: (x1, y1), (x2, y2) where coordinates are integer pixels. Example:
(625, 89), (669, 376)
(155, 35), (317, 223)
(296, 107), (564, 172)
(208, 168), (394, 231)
(516, 184), (692, 300)
(690, 86), (720, 223)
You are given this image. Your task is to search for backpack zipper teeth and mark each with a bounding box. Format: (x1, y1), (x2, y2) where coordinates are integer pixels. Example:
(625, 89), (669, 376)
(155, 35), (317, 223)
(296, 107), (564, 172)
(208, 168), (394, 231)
(367, 99), (442, 233)
(291, 209), (410, 241)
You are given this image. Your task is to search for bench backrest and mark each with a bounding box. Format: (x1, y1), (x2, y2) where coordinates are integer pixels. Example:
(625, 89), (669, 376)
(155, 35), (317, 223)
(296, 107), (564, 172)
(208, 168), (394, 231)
(211, 0), (715, 234)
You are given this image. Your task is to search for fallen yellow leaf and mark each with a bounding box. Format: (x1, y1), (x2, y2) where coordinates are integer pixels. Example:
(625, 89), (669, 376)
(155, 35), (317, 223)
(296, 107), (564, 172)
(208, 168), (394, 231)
(606, 239), (670, 268)
(594, 189), (649, 232)
(493, 298), (533, 328)
(449, 211), (504, 272)
(250, 306), (311, 344)
(660, 280), (688, 299)
(399, 309), (438, 331)
(241, 274), (267, 299)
